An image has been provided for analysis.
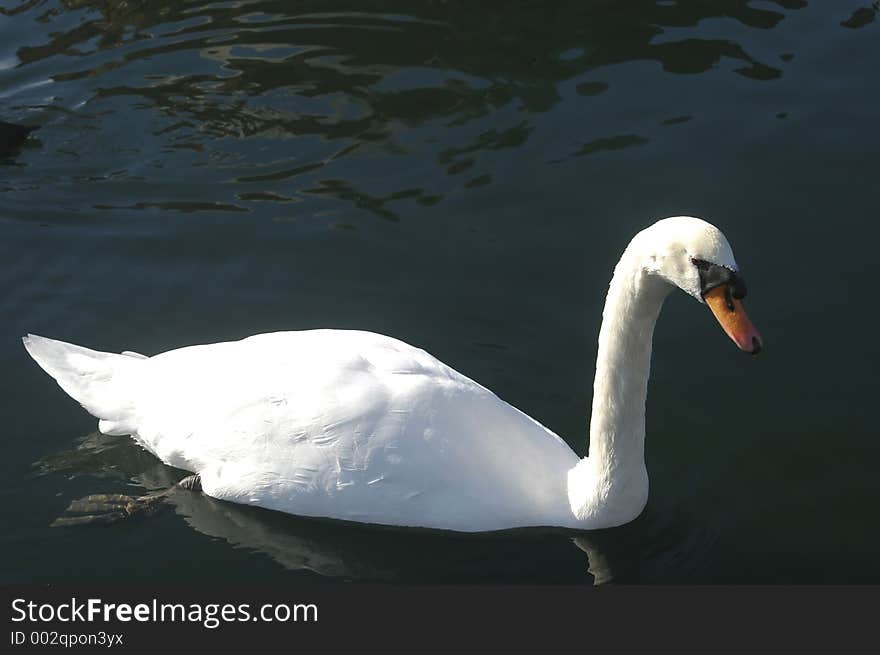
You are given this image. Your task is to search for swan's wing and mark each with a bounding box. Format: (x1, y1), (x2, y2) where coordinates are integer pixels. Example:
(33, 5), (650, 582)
(127, 330), (578, 530)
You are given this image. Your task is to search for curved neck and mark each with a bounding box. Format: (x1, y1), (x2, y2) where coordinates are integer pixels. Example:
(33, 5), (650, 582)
(590, 252), (670, 465)
(568, 248), (672, 525)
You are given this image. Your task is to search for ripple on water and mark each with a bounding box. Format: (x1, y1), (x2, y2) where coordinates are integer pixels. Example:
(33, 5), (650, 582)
(6, 0), (873, 585)
(1, 0), (811, 227)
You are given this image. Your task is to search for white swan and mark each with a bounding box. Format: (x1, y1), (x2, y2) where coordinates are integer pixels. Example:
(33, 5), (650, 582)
(23, 216), (761, 533)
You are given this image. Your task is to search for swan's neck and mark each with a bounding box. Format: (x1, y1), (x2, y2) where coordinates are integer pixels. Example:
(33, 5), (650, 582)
(568, 248), (672, 525)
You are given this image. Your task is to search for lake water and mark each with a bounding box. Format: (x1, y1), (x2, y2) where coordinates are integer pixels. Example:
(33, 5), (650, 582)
(1, 0), (878, 584)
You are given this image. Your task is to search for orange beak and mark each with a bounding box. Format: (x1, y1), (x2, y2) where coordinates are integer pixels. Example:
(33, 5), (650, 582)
(704, 286), (763, 355)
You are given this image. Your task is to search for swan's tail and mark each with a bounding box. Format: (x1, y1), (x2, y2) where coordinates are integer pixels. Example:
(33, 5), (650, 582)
(22, 334), (144, 436)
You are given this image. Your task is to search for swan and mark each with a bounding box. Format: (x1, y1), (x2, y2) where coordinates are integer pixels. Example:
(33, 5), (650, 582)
(23, 216), (762, 533)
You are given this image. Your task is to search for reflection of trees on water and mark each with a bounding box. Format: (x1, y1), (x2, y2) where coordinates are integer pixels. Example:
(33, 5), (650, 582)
(840, 2), (878, 29)
(19, 1), (805, 78)
(9, 1), (807, 218)
(36, 432), (643, 584)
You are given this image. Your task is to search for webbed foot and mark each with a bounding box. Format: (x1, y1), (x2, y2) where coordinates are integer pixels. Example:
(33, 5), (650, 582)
(52, 474), (202, 527)
(51, 492), (167, 527)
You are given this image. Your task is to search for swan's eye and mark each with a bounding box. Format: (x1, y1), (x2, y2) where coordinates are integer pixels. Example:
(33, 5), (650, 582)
(692, 258), (747, 301)
(730, 275), (747, 300)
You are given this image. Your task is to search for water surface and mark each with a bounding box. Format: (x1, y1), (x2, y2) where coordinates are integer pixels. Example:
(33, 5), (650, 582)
(1, 0), (878, 583)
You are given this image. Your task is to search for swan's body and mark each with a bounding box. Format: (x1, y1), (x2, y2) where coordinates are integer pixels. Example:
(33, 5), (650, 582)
(24, 216), (762, 533)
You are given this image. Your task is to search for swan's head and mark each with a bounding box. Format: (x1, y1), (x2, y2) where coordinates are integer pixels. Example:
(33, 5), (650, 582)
(634, 216), (763, 355)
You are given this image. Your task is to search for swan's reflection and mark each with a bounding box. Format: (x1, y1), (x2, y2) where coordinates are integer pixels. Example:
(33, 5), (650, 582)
(36, 432), (642, 584)
(573, 523), (642, 585)
(167, 485), (644, 583)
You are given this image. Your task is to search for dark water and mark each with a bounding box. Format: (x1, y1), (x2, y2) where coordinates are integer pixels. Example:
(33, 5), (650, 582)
(1, 0), (878, 584)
